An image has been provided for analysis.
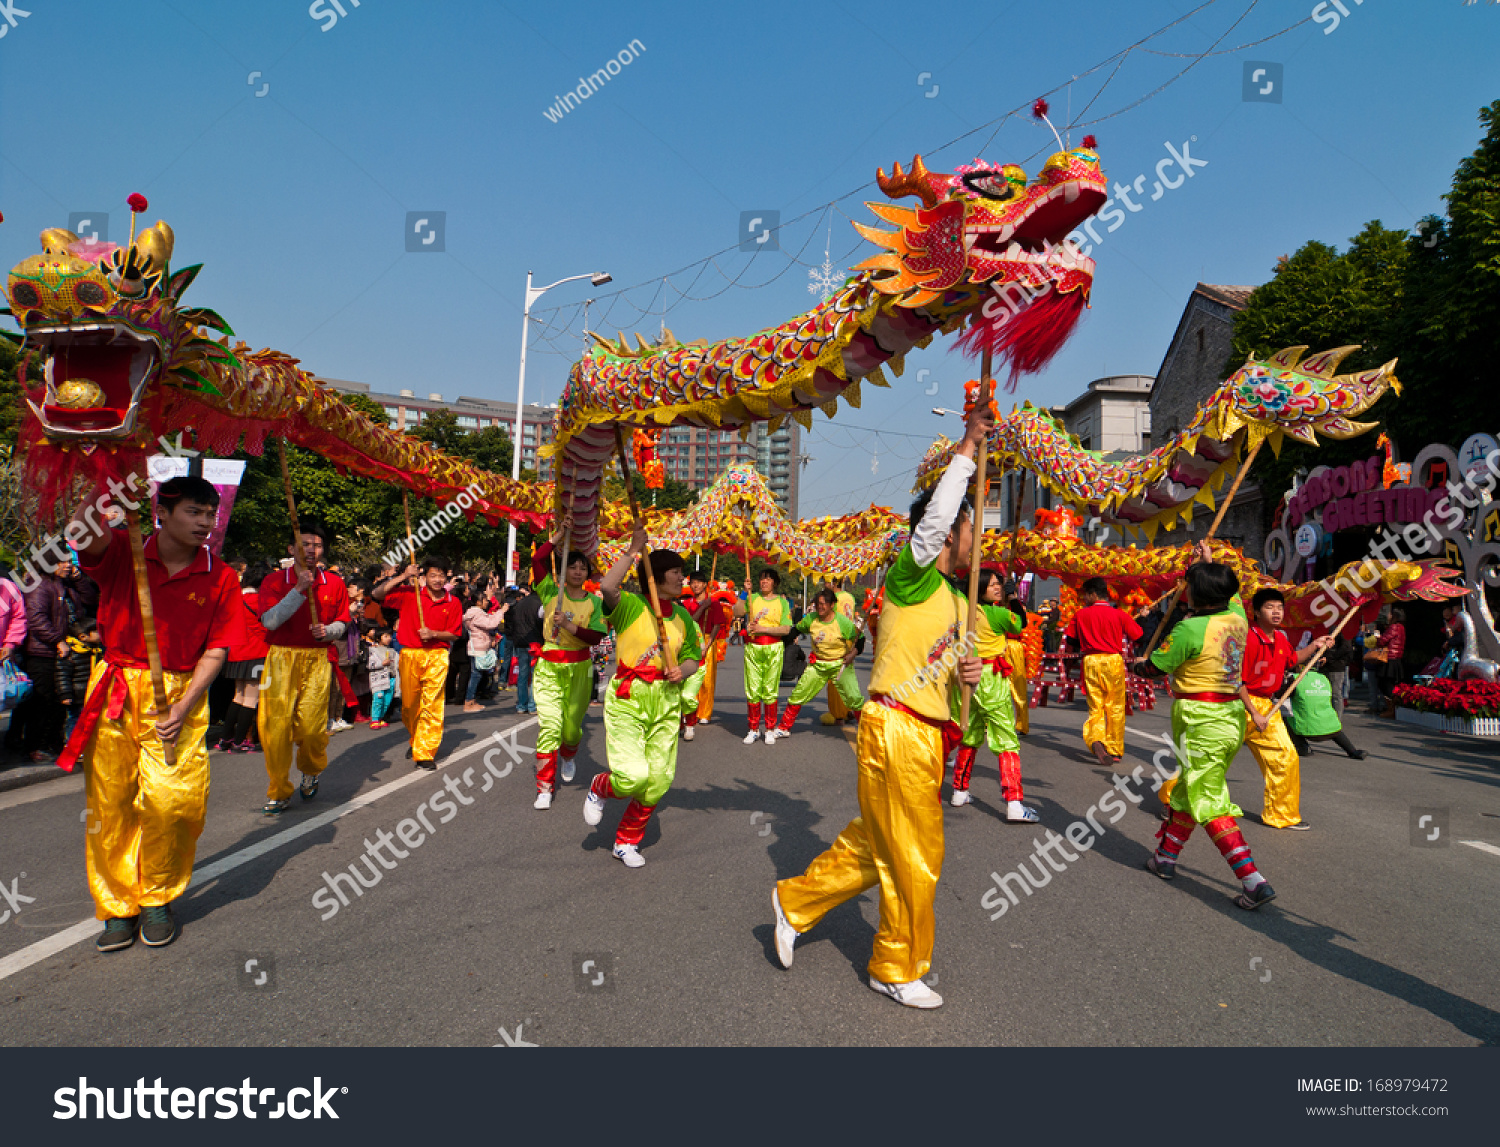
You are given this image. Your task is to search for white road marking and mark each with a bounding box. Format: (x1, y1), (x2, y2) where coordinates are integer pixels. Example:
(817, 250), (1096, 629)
(0, 718), (536, 983)
(0, 773), (84, 812)
(1459, 840), (1500, 858)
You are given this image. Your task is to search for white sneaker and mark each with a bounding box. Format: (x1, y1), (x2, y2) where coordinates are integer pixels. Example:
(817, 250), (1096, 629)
(771, 888), (798, 969)
(612, 843), (645, 868)
(950, 789), (971, 807)
(533, 790), (553, 810)
(868, 977), (944, 1009)
(1005, 800), (1040, 824)
(743, 730), (761, 744)
(329, 718), (351, 733)
(560, 757), (576, 783)
(683, 725), (695, 741)
(583, 789), (605, 826)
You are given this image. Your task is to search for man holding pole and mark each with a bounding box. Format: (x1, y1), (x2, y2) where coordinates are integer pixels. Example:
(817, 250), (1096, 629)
(373, 559), (464, 770)
(63, 476), (244, 951)
(257, 524), (351, 814)
(770, 402), (990, 1009)
(1066, 577), (1143, 767)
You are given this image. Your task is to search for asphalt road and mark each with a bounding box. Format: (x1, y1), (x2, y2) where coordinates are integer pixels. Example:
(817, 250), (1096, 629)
(2, 645), (1498, 1047)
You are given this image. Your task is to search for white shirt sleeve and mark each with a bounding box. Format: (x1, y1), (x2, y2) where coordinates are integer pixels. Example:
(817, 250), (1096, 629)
(911, 454), (977, 568)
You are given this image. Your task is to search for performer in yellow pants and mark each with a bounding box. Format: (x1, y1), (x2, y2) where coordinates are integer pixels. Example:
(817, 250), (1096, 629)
(374, 559), (465, 769)
(1005, 633), (1030, 734)
(1241, 693), (1303, 828)
(62, 474), (245, 952)
(1081, 653), (1127, 757)
(1065, 578), (1142, 764)
(695, 638), (723, 724)
(260, 646), (334, 801)
(682, 570), (731, 736)
(772, 402), (990, 1009)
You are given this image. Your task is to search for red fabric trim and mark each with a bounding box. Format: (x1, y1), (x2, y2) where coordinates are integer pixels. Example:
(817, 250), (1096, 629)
(539, 648), (590, 664)
(1173, 691), (1240, 703)
(613, 664), (665, 699)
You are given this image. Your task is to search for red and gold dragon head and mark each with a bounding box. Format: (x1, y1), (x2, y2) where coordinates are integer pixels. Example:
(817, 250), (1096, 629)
(853, 142), (1106, 385)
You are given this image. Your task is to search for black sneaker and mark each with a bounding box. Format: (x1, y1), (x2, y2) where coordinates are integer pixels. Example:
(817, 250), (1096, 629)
(414, 759), (436, 771)
(1349, 749), (1368, 760)
(140, 905), (177, 947)
(1234, 882), (1277, 911)
(405, 746), (413, 759)
(299, 773), (320, 801)
(262, 797), (292, 816)
(1145, 855), (1177, 881)
(96, 916), (138, 953)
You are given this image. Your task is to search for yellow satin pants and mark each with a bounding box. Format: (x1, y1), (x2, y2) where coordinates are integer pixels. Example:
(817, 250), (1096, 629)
(1006, 637), (1029, 734)
(1082, 653), (1127, 757)
(259, 645), (332, 801)
(81, 663), (209, 919)
(777, 703), (945, 985)
(1243, 693), (1302, 827)
(695, 644), (720, 722)
(400, 646), (450, 762)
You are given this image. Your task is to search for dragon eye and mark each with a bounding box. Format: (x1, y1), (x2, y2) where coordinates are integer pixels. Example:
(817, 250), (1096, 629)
(76, 281), (107, 306)
(10, 282), (40, 308)
(960, 172), (1017, 200)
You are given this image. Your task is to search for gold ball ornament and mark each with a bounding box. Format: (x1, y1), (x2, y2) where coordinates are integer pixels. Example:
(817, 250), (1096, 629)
(56, 378), (107, 408)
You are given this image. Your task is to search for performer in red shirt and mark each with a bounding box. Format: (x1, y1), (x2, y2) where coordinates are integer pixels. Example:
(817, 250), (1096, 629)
(63, 476), (245, 952)
(218, 562), (270, 752)
(257, 524), (352, 814)
(1238, 588), (1331, 830)
(1064, 578), (1143, 766)
(681, 568), (733, 738)
(373, 558), (464, 768)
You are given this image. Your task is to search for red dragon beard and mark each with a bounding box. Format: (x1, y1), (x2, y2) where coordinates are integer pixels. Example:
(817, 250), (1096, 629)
(954, 285), (1087, 393)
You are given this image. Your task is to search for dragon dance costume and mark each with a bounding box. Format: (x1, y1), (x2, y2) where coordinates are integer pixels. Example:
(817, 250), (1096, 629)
(1240, 622), (1304, 828)
(532, 542), (606, 794)
(824, 588), (860, 722)
(682, 589), (732, 728)
(589, 591), (703, 854)
(743, 591), (791, 734)
(776, 609), (865, 734)
(951, 601), (1026, 805)
(777, 450), (972, 987)
(1067, 601), (1143, 758)
(62, 531), (243, 921)
(257, 568), (350, 802)
(383, 584), (464, 765)
(1146, 598), (1275, 906)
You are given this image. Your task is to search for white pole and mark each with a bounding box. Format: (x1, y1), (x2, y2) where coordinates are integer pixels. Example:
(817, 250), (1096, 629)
(506, 270), (533, 584)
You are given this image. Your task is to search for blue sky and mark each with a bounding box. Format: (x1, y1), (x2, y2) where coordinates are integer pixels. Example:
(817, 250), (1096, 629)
(1, 0), (1495, 517)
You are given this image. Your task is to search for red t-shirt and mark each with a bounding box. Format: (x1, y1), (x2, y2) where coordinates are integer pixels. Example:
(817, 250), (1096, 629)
(78, 530), (244, 673)
(258, 567), (352, 648)
(384, 585), (464, 650)
(1066, 602), (1143, 656)
(228, 589), (269, 661)
(1242, 625), (1295, 696)
(685, 594), (732, 639)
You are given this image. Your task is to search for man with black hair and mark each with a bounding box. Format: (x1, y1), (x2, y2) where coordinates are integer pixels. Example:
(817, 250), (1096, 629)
(505, 575), (543, 714)
(373, 558), (464, 769)
(1131, 542), (1278, 911)
(1238, 587), (1331, 830)
(584, 524), (703, 868)
(738, 567), (791, 743)
(257, 521), (351, 813)
(530, 520), (606, 808)
(771, 405), (989, 1009)
(62, 474), (244, 951)
(1065, 575), (1143, 767)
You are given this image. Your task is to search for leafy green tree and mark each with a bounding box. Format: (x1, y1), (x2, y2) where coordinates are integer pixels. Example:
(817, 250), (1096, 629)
(0, 339), (28, 452)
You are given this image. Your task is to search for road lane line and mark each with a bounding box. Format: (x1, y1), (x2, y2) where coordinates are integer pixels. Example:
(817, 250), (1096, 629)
(1459, 840), (1500, 858)
(0, 718), (536, 983)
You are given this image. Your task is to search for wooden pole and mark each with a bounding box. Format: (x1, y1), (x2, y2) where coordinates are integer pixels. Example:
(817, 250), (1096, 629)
(613, 425), (677, 673)
(1002, 470), (1026, 578)
(124, 506), (174, 765)
(1141, 435), (1266, 657)
(401, 492), (426, 630)
(958, 349), (994, 729)
(278, 440), (320, 629)
(1273, 599), (1364, 709)
(552, 466), (576, 640)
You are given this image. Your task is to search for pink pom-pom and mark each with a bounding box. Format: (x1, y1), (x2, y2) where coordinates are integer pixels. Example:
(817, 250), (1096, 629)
(1032, 98), (1049, 119)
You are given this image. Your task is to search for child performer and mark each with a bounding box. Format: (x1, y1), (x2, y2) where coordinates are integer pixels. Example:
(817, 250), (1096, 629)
(771, 588), (864, 740)
(257, 524), (350, 814)
(367, 628), (398, 728)
(771, 405), (989, 1009)
(738, 568), (791, 743)
(950, 569), (1038, 822)
(531, 524), (606, 809)
(1066, 577), (1143, 767)
(1238, 588), (1331, 830)
(62, 476), (245, 951)
(372, 559), (464, 770)
(1130, 543), (1278, 911)
(583, 524), (702, 868)
(682, 568), (733, 738)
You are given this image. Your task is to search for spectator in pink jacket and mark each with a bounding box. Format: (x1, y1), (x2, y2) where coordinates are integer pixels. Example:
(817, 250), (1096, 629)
(0, 572), (26, 662)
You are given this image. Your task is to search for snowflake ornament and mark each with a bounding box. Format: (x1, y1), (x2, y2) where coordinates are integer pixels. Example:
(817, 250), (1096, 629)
(808, 255), (845, 299)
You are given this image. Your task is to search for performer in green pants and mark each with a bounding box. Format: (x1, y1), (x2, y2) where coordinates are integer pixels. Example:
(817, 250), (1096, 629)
(772, 589), (864, 740)
(531, 526), (606, 811)
(738, 569), (791, 743)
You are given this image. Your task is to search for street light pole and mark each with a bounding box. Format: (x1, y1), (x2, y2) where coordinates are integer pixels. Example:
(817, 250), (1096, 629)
(505, 268), (611, 583)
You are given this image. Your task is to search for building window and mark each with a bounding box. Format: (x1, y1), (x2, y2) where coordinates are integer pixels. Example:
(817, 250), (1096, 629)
(457, 416), (478, 429)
